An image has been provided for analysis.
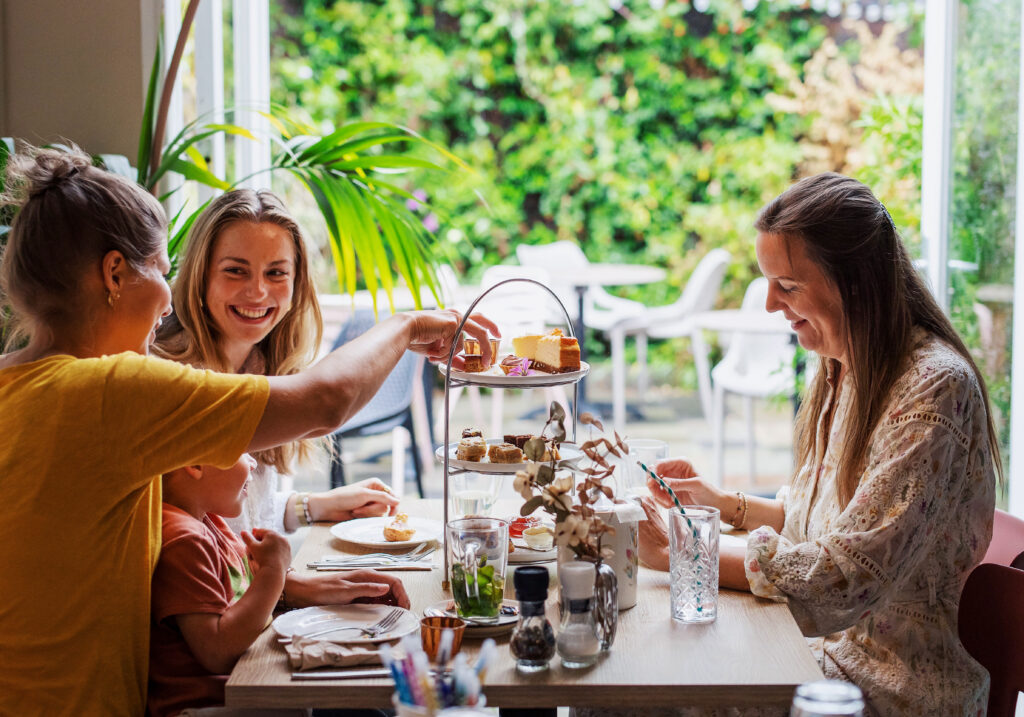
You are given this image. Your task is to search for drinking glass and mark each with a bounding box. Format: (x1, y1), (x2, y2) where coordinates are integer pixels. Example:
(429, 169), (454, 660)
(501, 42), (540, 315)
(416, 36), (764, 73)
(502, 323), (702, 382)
(446, 517), (509, 623)
(790, 680), (864, 717)
(668, 505), (720, 623)
(449, 471), (500, 518)
(625, 438), (669, 498)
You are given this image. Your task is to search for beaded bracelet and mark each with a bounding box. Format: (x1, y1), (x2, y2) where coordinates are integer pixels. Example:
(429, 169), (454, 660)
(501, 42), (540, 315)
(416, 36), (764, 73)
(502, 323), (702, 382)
(295, 492), (313, 527)
(732, 491), (749, 530)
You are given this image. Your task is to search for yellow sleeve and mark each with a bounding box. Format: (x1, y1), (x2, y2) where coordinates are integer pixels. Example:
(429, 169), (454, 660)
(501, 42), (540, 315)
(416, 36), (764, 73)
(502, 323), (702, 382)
(93, 353), (270, 478)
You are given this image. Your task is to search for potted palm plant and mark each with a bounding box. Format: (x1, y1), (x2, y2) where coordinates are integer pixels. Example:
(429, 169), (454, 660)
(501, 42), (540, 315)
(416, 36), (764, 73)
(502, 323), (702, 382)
(136, 0), (466, 313)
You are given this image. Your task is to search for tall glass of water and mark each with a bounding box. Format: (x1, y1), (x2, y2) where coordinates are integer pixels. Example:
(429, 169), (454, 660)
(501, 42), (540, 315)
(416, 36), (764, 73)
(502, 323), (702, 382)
(790, 680), (864, 717)
(668, 505), (719, 623)
(450, 471), (499, 518)
(625, 438), (668, 498)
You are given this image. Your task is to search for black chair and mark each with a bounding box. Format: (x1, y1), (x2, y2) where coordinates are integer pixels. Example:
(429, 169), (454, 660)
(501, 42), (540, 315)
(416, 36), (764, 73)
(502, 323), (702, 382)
(328, 310), (426, 497)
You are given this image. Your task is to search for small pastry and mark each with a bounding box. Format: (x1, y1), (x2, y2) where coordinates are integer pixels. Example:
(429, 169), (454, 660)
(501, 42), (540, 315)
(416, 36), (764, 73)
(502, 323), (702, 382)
(455, 436), (487, 461)
(462, 427), (483, 439)
(500, 355), (532, 375)
(487, 442), (524, 464)
(461, 353), (484, 372)
(383, 513), (416, 542)
(503, 434), (533, 450)
(540, 443), (561, 461)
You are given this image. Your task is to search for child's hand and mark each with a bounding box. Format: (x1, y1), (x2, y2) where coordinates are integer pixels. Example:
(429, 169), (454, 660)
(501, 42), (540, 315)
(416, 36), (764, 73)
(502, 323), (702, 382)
(241, 528), (291, 578)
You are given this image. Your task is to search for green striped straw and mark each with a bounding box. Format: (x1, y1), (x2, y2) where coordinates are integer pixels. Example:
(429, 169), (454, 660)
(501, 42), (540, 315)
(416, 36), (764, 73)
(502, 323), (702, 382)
(638, 461), (706, 613)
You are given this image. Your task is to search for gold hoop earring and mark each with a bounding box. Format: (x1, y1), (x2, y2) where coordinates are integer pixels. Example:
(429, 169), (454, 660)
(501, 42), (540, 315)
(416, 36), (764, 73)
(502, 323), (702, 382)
(107, 290), (120, 307)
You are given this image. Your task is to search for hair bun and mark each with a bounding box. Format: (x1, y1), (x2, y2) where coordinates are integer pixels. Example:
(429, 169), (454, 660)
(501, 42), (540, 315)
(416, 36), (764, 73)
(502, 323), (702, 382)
(3, 144), (93, 206)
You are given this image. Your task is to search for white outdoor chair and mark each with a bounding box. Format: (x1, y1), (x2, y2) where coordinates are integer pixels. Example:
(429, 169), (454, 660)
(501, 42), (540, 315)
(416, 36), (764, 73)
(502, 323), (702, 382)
(515, 241), (646, 329)
(516, 242), (647, 430)
(435, 265), (570, 439)
(607, 248), (731, 430)
(710, 277), (795, 487)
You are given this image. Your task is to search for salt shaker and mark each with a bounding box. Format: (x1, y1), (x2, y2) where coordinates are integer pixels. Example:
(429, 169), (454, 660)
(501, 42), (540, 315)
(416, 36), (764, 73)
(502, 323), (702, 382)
(556, 562), (600, 669)
(790, 680), (864, 717)
(509, 566), (556, 672)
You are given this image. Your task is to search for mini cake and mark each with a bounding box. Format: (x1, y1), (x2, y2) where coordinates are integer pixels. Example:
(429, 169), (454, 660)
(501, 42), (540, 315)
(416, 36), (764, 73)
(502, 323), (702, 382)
(383, 513), (416, 542)
(540, 443), (561, 461)
(461, 353), (485, 372)
(462, 427), (483, 439)
(513, 329), (580, 373)
(487, 442), (524, 464)
(455, 436), (487, 461)
(500, 355), (532, 375)
(503, 434), (533, 449)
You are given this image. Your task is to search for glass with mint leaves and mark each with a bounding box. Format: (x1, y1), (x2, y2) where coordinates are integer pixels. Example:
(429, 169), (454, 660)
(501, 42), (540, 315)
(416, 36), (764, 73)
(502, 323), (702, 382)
(446, 517), (509, 623)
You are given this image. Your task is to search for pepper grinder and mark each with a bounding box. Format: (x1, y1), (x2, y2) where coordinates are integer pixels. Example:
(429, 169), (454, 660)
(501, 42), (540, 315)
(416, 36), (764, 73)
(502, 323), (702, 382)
(556, 562), (600, 669)
(510, 566), (556, 672)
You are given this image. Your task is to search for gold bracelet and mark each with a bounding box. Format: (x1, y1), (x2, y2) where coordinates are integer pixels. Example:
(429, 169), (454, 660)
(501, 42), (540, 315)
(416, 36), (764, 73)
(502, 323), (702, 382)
(733, 491), (749, 530)
(295, 492), (311, 527)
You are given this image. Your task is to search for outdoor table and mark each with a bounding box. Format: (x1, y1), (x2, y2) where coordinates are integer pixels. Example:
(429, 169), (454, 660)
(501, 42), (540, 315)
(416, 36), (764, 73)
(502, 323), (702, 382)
(226, 498), (823, 711)
(554, 263), (667, 411)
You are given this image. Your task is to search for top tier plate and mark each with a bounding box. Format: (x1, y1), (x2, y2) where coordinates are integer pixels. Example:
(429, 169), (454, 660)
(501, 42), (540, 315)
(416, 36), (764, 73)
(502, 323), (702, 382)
(438, 360), (589, 388)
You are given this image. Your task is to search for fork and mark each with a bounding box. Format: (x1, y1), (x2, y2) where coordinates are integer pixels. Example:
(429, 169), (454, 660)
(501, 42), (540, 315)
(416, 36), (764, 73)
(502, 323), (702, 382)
(299, 608), (404, 641)
(317, 544), (433, 563)
(311, 548), (436, 569)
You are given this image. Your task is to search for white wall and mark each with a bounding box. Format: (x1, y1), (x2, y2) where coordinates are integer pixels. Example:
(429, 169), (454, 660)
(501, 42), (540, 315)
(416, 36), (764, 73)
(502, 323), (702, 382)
(0, 0), (159, 157)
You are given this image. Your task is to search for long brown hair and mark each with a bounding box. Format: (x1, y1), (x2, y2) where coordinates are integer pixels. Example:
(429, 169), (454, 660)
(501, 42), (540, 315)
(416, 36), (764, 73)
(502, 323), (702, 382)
(154, 189), (322, 473)
(1, 145), (166, 349)
(756, 173), (1002, 508)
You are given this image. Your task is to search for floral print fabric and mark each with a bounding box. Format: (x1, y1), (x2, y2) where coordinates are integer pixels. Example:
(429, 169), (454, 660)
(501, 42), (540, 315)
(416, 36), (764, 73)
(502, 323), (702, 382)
(746, 329), (995, 716)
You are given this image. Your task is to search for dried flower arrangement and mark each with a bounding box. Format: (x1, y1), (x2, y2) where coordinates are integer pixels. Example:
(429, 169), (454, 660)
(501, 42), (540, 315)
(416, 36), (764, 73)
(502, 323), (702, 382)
(513, 402), (629, 561)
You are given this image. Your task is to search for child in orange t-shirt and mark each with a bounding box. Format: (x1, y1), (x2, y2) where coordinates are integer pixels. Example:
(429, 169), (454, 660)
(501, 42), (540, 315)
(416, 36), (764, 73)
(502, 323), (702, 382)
(148, 454), (293, 717)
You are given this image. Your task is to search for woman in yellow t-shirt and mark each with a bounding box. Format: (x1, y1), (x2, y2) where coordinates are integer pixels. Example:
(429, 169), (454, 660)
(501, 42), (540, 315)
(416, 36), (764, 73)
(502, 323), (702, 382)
(0, 146), (496, 716)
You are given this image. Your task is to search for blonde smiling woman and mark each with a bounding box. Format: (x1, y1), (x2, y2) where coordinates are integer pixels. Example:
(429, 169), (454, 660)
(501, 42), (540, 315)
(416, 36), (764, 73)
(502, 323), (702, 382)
(155, 188), (420, 608)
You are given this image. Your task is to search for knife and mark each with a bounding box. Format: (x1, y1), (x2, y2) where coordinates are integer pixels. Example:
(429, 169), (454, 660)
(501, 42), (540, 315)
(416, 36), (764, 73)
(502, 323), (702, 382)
(308, 563), (433, 571)
(292, 668), (391, 680)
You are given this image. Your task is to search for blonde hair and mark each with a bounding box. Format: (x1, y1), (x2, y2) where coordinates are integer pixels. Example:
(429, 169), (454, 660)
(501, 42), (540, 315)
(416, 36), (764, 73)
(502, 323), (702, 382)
(0, 145), (166, 348)
(755, 173), (1002, 508)
(154, 189), (322, 473)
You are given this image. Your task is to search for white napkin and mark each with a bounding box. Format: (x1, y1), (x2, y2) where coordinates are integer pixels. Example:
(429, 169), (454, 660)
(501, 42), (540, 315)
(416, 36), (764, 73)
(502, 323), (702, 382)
(284, 636), (382, 671)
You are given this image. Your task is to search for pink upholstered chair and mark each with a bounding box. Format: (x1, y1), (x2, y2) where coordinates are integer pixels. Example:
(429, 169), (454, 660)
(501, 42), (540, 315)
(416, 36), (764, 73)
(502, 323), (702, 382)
(983, 509), (1024, 566)
(958, 562), (1024, 717)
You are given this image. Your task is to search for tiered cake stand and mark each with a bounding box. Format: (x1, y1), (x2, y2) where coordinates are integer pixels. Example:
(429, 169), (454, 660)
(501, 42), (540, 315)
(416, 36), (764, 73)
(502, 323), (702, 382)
(438, 278), (589, 587)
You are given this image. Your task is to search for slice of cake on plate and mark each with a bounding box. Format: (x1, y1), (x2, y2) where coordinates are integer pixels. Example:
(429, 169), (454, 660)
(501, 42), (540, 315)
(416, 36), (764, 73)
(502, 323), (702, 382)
(513, 329), (580, 373)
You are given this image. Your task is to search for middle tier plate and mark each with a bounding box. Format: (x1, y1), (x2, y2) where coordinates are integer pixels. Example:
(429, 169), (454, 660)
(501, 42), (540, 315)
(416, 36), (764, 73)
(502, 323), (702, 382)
(436, 439), (584, 474)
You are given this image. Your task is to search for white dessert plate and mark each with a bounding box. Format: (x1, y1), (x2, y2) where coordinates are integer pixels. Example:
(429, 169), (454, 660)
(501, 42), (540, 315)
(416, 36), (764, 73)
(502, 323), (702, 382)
(329, 516), (443, 548)
(439, 360), (590, 387)
(273, 604), (418, 644)
(423, 599), (519, 638)
(508, 538), (557, 563)
(436, 439), (584, 474)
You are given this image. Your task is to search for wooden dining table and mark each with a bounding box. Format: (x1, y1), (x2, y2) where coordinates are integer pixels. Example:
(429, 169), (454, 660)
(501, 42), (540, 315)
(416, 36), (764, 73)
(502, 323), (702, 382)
(226, 499), (823, 710)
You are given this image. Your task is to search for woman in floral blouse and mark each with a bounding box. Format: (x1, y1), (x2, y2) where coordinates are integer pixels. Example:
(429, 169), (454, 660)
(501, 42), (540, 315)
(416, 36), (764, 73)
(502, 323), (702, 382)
(639, 173), (999, 716)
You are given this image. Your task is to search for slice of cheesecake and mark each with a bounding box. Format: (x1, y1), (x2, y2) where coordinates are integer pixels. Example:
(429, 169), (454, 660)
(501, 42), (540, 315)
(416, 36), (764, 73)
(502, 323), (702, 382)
(512, 334), (542, 361)
(513, 329), (580, 373)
